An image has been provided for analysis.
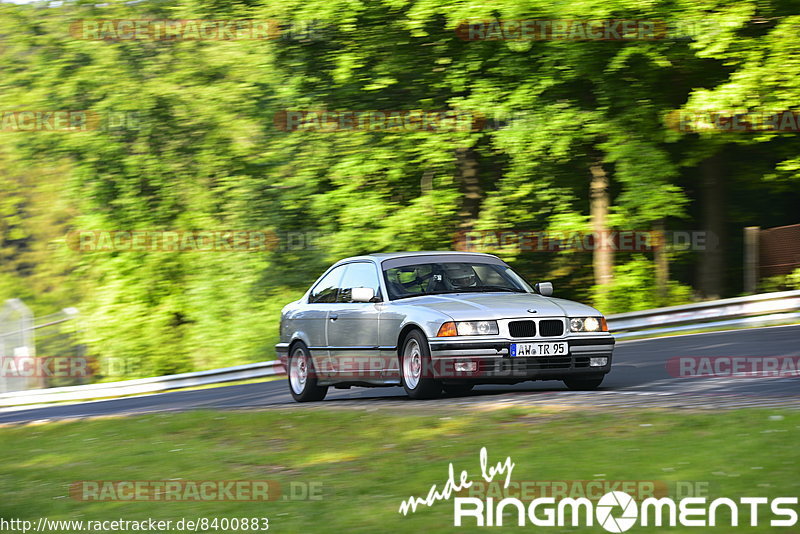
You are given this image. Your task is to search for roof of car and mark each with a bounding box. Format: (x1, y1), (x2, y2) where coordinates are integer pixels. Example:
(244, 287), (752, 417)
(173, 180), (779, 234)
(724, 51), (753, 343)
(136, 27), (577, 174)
(341, 251), (500, 262)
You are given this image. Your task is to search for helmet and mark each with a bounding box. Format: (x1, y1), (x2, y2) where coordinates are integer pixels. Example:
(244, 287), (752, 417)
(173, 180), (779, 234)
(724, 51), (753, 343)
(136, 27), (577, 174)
(443, 263), (477, 288)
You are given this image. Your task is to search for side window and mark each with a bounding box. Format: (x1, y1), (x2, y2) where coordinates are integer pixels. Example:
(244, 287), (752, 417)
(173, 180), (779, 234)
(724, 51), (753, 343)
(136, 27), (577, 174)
(308, 265), (347, 303)
(337, 262), (381, 303)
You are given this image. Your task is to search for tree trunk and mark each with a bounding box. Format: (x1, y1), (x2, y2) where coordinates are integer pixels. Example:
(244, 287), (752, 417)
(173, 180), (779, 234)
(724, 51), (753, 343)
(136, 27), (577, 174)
(455, 147), (482, 230)
(743, 226), (760, 294)
(654, 219), (669, 302)
(590, 160), (613, 288)
(698, 153), (724, 299)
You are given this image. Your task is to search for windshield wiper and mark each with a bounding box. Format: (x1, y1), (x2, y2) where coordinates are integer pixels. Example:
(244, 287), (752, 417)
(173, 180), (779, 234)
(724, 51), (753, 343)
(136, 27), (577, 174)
(460, 286), (527, 293)
(392, 287), (527, 299)
(392, 290), (462, 300)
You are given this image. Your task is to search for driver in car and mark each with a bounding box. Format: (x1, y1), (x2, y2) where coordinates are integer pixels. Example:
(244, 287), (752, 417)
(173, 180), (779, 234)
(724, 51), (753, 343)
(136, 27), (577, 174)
(441, 263), (478, 290)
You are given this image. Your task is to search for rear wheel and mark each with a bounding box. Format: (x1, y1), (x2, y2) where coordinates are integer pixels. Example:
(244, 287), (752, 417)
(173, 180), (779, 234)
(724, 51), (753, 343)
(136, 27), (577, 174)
(400, 331), (441, 400)
(442, 383), (475, 396)
(288, 343), (328, 402)
(563, 375), (604, 391)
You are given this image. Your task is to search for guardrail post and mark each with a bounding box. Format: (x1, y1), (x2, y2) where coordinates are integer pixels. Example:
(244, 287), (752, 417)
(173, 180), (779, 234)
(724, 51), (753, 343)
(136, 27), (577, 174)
(0, 299), (35, 393)
(744, 226), (760, 294)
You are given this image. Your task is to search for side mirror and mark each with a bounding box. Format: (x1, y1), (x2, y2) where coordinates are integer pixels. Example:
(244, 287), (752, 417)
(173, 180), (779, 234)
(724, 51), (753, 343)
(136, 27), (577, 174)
(351, 287), (376, 303)
(534, 282), (553, 297)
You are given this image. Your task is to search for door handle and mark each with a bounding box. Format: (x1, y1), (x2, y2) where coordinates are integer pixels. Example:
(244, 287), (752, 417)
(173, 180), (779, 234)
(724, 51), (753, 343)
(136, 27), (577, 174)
(329, 314), (338, 321)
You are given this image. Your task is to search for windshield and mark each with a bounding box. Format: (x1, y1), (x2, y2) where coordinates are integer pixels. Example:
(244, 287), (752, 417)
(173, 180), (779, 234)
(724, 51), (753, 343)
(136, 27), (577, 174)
(383, 261), (532, 300)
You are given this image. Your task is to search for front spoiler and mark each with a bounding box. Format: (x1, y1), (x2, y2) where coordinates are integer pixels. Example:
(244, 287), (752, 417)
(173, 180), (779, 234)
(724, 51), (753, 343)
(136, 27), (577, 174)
(428, 337), (614, 381)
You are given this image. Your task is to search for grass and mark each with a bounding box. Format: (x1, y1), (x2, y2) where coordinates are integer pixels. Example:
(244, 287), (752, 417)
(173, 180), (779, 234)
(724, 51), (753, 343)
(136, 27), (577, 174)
(0, 407), (798, 532)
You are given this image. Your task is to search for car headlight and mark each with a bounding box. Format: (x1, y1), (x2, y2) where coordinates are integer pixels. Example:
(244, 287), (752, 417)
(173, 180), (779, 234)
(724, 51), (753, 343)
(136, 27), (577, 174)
(569, 317), (607, 332)
(437, 321), (499, 336)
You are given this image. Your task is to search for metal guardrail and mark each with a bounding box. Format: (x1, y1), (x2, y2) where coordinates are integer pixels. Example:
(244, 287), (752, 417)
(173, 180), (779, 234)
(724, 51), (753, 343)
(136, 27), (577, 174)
(1, 290), (798, 408)
(607, 290), (800, 338)
(0, 361), (284, 408)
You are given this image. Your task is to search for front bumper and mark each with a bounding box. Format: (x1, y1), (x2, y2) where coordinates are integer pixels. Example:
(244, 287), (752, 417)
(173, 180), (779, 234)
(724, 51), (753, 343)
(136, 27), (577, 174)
(428, 337), (614, 381)
(275, 342), (290, 369)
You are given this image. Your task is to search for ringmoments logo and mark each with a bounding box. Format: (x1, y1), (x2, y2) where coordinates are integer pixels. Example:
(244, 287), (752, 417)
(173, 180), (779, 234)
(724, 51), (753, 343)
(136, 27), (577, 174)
(398, 448), (799, 530)
(595, 491), (638, 532)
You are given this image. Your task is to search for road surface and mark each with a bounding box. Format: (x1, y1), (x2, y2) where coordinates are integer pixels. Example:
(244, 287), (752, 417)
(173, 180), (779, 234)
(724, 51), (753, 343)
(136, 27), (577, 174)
(1, 325), (798, 423)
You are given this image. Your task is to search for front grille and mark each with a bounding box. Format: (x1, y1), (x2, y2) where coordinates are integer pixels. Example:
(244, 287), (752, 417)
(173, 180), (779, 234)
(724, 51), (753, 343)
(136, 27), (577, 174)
(508, 320), (536, 338)
(481, 355), (590, 373)
(538, 319), (564, 337)
(525, 355), (590, 369)
(520, 356), (572, 369)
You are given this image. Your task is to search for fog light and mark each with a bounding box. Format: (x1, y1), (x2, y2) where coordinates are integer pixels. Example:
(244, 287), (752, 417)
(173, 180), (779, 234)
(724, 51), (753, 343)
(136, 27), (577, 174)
(454, 362), (477, 372)
(590, 357), (608, 367)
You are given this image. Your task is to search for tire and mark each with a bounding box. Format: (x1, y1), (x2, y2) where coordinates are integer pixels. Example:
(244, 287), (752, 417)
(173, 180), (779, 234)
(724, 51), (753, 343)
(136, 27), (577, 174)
(442, 383), (475, 396)
(288, 342), (328, 402)
(400, 330), (441, 400)
(563, 375), (604, 391)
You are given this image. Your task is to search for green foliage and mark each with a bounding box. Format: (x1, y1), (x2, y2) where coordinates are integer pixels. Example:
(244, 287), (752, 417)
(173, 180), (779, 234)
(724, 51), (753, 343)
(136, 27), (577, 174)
(592, 256), (694, 314)
(0, 0), (799, 378)
(758, 267), (800, 293)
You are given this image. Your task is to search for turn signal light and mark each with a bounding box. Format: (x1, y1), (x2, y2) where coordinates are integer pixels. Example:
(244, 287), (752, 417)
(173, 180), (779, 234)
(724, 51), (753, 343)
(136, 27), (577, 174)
(600, 317), (609, 332)
(437, 321), (457, 337)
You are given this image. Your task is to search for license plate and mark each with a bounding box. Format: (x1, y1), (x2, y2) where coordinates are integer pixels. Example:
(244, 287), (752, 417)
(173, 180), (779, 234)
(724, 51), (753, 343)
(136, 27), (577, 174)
(510, 342), (568, 357)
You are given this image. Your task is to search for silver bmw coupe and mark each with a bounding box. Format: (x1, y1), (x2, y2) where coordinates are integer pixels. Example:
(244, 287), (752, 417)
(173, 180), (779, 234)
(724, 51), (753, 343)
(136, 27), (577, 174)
(276, 251), (614, 402)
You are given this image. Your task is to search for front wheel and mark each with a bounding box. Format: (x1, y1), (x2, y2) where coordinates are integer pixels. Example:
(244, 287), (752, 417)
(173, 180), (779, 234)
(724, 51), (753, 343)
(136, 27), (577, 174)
(400, 331), (441, 400)
(288, 343), (328, 402)
(563, 375), (604, 391)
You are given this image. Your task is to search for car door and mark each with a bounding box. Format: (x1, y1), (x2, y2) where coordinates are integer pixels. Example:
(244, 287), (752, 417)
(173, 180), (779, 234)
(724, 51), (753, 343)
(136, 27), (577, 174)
(326, 261), (383, 379)
(300, 264), (348, 377)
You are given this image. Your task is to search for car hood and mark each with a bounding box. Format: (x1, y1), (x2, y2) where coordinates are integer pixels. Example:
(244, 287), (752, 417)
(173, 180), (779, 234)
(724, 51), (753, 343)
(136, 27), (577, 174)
(394, 292), (600, 321)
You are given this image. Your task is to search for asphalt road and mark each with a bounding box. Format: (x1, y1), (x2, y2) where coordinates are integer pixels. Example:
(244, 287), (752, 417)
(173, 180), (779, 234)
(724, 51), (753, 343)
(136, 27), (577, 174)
(2, 325), (799, 424)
